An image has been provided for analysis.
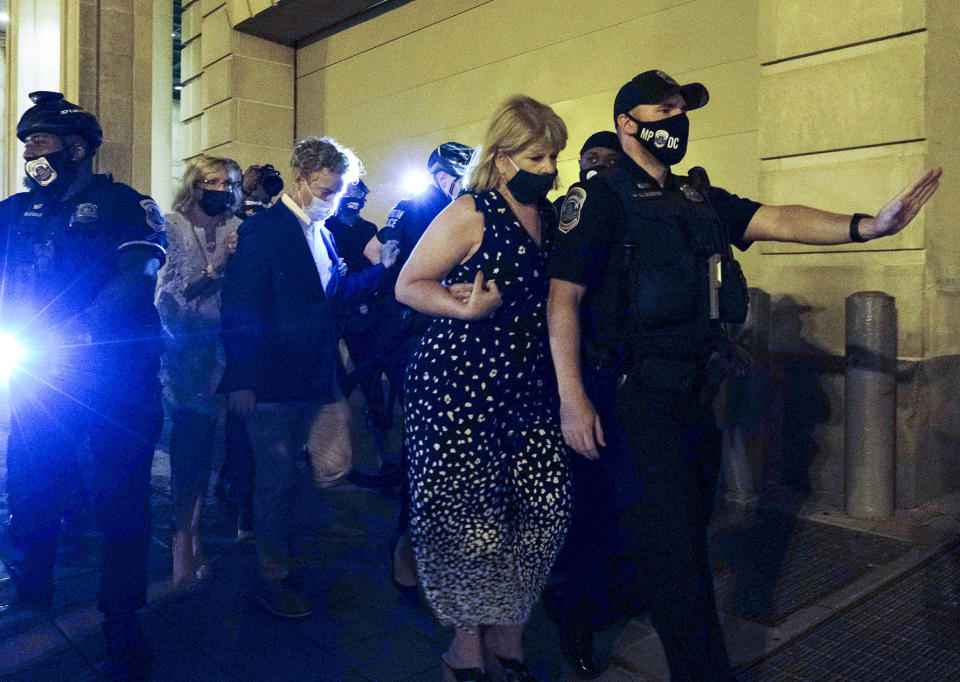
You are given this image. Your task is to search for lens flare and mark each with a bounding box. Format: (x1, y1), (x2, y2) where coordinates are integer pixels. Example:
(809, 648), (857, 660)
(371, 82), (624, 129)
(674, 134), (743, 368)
(0, 332), (26, 381)
(401, 170), (432, 197)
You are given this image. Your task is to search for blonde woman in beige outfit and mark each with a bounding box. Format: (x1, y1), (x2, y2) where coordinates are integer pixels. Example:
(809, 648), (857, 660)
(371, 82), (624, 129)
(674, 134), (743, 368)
(155, 156), (242, 587)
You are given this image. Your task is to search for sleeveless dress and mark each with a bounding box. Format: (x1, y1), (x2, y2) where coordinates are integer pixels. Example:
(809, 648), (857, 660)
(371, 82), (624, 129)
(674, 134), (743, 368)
(405, 190), (571, 631)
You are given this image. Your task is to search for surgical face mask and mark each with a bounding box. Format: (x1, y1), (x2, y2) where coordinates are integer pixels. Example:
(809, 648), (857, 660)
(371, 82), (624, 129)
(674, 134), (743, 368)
(299, 184), (337, 223)
(24, 148), (76, 196)
(199, 189), (233, 217)
(626, 111), (689, 166)
(505, 156), (556, 205)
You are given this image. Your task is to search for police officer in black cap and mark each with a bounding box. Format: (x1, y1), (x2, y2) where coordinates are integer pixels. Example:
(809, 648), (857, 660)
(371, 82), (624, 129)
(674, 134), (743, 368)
(553, 131), (622, 216)
(547, 70), (940, 679)
(1, 92), (166, 679)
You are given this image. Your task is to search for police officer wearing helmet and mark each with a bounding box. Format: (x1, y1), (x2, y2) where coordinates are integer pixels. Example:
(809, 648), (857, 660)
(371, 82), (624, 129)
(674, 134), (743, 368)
(547, 70), (941, 679)
(370, 141), (474, 597)
(2, 91), (166, 679)
(356, 141), (475, 473)
(326, 179), (395, 460)
(375, 141), (474, 292)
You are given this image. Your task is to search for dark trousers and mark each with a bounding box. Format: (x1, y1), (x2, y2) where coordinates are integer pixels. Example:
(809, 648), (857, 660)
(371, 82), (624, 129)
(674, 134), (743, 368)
(169, 409), (215, 522)
(549, 365), (732, 680)
(220, 410), (255, 508)
(547, 366), (622, 630)
(6, 364), (161, 617)
(343, 329), (392, 432)
(611, 380), (733, 681)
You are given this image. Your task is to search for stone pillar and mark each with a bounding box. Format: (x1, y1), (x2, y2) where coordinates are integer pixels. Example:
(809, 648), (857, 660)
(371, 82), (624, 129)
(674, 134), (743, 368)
(844, 291), (897, 519)
(78, 0), (157, 192)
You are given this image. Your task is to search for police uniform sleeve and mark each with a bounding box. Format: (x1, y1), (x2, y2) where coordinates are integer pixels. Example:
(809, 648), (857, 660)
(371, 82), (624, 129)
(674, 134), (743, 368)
(708, 186), (761, 251)
(378, 200), (408, 244)
(547, 180), (619, 288)
(109, 183), (167, 266)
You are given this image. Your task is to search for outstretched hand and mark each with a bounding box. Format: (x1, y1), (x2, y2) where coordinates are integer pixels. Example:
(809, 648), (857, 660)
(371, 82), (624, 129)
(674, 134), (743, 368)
(863, 168), (942, 240)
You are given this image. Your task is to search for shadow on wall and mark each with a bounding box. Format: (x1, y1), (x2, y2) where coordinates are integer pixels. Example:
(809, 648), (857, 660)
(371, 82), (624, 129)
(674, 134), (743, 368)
(719, 293), (832, 621)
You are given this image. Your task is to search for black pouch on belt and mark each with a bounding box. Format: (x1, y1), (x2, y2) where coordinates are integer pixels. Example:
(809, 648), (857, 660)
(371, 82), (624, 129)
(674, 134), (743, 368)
(632, 357), (700, 393)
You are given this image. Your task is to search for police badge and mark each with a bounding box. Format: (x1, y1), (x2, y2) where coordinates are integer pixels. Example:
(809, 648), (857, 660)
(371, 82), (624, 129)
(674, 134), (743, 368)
(558, 188), (586, 233)
(25, 157), (56, 186)
(72, 203), (98, 224)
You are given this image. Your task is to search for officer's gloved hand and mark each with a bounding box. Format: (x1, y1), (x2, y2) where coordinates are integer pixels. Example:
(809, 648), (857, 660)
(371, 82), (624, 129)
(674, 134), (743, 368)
(380, 240), (400, 269)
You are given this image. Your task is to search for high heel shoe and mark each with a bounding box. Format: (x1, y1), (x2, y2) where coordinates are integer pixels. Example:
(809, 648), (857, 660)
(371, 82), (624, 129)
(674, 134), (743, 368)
(441, 654), (491, 682)
(484, 652), (537, 682)
(388, 535), (419, 603)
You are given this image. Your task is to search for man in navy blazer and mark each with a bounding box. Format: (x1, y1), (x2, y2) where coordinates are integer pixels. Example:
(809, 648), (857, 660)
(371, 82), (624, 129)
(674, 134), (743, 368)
(221, 136), (397, 618)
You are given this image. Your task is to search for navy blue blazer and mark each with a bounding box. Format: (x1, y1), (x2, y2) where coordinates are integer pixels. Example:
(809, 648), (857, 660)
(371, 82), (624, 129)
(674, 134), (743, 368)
(220, 200), (385, 403)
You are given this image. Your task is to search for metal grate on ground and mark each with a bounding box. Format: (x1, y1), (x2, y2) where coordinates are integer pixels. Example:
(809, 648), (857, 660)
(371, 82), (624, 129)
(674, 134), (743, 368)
(711, 510), (912, 626)
(738, 540), (960, 681)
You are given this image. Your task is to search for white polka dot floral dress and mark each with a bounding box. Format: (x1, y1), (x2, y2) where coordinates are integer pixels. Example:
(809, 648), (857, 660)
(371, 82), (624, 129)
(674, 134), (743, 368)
(404, 190), (571, 632)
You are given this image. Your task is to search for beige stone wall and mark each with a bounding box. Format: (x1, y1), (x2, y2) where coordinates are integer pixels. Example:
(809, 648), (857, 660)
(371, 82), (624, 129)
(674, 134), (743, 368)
(294, 0), (761, 226)
(178, 0), (294, 205)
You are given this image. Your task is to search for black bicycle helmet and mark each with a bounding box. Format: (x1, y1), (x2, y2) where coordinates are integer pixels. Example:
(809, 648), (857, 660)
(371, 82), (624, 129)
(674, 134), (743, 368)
(344, 178), (369, 200)
(17, 91), (103, 151)
(427, 142), (474, 178)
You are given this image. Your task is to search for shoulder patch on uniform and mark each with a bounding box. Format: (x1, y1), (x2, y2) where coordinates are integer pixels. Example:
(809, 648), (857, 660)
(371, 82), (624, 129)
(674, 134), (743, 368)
(72, 202), (98, 224)
(558, 188), (586, 234)
(140, 198), (164, 231)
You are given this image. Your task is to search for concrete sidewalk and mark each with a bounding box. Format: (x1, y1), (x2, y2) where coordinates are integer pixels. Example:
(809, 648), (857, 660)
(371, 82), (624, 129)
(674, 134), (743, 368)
(2, 394), (960, 680)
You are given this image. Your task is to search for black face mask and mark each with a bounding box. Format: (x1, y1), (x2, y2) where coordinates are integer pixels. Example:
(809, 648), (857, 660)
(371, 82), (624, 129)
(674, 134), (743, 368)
(626, 111), (689, 166)
(336, 198), (362, 226)
(579, 166), (603, 183)
(506, 161), (556, 205)
(24, 149), (76, 196)
(200, 189), (233, 217)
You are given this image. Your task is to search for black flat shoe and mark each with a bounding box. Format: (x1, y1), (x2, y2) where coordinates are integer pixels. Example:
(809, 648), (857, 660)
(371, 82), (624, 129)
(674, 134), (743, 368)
(558, 621), (604, 679)
(388, 535), (419, 604)
(442, 655), (491, 682)
(485, 652), (538, 682)
(347, 463), (403, 489)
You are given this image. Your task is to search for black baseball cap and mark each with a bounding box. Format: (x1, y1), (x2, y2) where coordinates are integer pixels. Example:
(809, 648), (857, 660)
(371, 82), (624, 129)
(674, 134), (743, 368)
(613, 70), (709, 120)
(579, 131), (621, 156)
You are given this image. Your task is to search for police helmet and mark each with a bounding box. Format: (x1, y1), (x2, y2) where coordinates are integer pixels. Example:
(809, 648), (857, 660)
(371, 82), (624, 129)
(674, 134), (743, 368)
(344, 178), (370, 199)
(427, 142), (474, 178)
(17, 91), (103, 152)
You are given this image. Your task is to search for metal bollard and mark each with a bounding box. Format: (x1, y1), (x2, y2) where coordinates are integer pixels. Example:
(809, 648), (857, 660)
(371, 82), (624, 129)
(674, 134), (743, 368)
(844, 291), (897, 519)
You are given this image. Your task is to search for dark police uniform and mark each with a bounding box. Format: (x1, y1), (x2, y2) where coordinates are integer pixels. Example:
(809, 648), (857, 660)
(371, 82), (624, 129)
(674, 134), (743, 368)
(548, 157), (759, 680)
(376, 182), (451, 391)
(326, 213), (392, 428)
(0, 174), (165, 618)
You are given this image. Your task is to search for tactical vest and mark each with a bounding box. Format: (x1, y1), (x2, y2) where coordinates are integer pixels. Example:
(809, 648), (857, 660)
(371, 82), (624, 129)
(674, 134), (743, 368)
(598, 168), (747, 361)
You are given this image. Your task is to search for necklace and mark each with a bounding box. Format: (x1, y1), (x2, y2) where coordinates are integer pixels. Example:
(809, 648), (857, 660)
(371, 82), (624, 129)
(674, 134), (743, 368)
(190, 217), (227, 273)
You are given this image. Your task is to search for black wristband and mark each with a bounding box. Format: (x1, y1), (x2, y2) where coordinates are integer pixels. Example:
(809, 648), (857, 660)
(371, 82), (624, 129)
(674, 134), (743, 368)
(849, 213), (870, 243)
